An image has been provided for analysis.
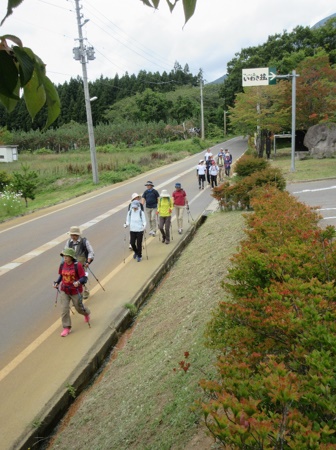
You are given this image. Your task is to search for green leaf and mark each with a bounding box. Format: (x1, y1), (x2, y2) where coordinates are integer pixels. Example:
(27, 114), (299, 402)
(1, 0), (25, 26)
(23, 70), (46, 121)
(0, 80), (20, 112)
(0, 34), (23, 47)
(12, 46), (35, 87)
(182, 0), (197, 25)
(43, 75), (61, 129)
(0, 50), (19, 98)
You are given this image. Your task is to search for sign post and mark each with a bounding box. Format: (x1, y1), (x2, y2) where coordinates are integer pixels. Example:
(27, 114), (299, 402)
(242, 67), (299, 171)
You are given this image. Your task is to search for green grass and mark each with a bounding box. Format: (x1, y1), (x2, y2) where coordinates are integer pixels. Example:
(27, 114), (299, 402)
(49, 212), (246, 450)
(269, 148), (336, 182)
(0, 138), (219, 221)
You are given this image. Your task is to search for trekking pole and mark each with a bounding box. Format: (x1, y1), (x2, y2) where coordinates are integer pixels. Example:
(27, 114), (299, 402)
(123, 226), (127, 263)
(187, 206), (195, 222)
(76, 288), (91, 328)
(143, 231), (149, 260)
(87, 265), (105, 291)
(170, 222), (174, 241)
(54, 286), (60, 307)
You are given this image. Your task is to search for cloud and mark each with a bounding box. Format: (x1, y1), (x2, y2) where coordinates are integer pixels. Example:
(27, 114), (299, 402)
(0, 0), (334, 85)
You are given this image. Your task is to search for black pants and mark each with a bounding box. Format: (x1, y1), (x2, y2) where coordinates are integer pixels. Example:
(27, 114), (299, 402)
(130, 231), (144, 257)
(198, 174), (205, 189)
(210, 175), (218, 188)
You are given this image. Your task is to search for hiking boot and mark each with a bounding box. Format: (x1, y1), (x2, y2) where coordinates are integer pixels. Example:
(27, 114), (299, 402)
(84, 314), (90, 323)
(165, 241), (170, 245)
(61, 327), (71, 337)
(178, 229), (182, 234)
(129, 244), (132, 250)
(162, 238), (166, 244)
(133, 253), (137, 259)
(137, 256), (142, 262)
(149, 230), (155, 236)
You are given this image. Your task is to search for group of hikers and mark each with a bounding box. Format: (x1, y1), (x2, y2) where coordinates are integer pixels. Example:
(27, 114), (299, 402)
(196, 147), (232, 189)
(53, 181), (189, 337)
(125, 180), (188, 262)
(53, 147), (232, 337)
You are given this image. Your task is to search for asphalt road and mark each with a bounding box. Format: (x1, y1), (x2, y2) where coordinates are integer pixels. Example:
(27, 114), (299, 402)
(0, 136), (247, 371)
(287, 178), (336, 228)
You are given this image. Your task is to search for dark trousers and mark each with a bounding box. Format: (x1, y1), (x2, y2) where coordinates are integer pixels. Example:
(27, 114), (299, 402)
(198, 174), (205, 189)
(130, 231), (144, 257)
(159, 216), (171, 243)
(225, 165), (231, 176)
(210, 175), (218, 188)
(206, 168), (210, 184)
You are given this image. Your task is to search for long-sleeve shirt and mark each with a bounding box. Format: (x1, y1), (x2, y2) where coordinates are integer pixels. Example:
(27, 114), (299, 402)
(157, 197), (173, 217)
(172, 189), (187, 206)
(57, 261), (87, 295)
(126, 208), (146, 232)
(66, 237), (94, 264)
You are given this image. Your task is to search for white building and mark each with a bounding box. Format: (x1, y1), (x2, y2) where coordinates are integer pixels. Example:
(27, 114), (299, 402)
(0, 146), (18, 163)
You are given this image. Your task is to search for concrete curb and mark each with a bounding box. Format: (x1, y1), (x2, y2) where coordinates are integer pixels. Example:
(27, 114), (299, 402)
(16, 202), (218, 450)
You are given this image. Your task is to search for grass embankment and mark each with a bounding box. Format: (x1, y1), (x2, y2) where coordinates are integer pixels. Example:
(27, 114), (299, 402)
(47, 212), (246, 450)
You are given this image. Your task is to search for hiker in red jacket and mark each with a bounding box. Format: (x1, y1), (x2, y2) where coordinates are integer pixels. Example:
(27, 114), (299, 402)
(53, 247), (90, 337)
(172, 182), (188, 234)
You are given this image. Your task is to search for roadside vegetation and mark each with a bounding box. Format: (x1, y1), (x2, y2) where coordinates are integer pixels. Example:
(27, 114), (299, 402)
(0, 137), (218, 221)
(47, 154), (336, 449)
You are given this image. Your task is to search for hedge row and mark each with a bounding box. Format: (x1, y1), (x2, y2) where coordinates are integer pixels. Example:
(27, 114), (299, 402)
(201, 186), (336, 448)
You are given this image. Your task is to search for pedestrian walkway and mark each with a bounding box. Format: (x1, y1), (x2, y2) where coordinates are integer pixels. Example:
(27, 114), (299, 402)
(0, 200), (218, 450)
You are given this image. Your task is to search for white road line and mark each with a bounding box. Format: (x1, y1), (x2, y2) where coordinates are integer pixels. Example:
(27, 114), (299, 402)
(0, 166), (196, 277)
(293, 185), (336, 194)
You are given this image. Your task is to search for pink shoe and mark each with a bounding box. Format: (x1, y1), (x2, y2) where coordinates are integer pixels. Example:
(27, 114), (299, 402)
(61, 327), (71, 337)
(84, 314), (90, 323)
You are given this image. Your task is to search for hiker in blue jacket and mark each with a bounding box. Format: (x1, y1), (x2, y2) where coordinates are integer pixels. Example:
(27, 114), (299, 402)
(125, 200), (147, 262)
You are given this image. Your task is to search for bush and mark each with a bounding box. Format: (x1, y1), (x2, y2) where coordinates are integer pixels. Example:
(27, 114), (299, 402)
(212, 167), (286, 210)
(200, 187), (336, 448)
(235, 154), (268, 177)
(0, 170), (12, 191)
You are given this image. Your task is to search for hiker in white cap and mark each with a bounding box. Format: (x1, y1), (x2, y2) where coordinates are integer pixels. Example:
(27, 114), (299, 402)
(125, 200), (147, 262)
(157, 189), (173, 244)
(127, 193), (144, 249)
(65, 226), (94, 299)
(142, 181), (160, 236)
(196, 160), (206, 190)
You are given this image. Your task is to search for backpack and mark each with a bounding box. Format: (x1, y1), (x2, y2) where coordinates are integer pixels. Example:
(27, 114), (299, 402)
(59, 261), (88, 287)
(67, 237), (88, 260)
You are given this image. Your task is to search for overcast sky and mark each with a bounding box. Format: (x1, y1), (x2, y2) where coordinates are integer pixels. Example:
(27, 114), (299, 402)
(0, 0), (334, 86)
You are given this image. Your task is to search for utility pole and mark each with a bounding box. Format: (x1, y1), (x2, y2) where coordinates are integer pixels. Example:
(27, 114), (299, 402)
(73, 0), (99, 184)
(200, 75), (205, 140)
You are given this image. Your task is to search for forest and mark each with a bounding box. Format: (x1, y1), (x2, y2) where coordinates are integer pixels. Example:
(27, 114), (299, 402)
(0, 16), (335, 150)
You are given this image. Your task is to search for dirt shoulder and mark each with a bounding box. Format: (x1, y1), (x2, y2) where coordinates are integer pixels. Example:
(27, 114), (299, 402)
(47, 211), (246, 450)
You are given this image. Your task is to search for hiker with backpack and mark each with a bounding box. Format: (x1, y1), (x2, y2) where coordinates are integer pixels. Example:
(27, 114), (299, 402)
(53, 247), (90, 337)
(209, 160), (220, 188)
(217, 148), (225, 182)
(196, 159), (206, 190)
(224, 149), (233, 176)
(124, 200), (147, 262)
(128, 193), (144, 249)
(157, 189), (173, 244)
(65, 226), (94, 299)
(172, 182), (188, 235)
(142, 181), (160, 236)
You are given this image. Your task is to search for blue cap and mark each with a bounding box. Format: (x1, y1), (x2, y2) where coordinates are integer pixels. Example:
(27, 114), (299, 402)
(175, 183), (181, 188)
